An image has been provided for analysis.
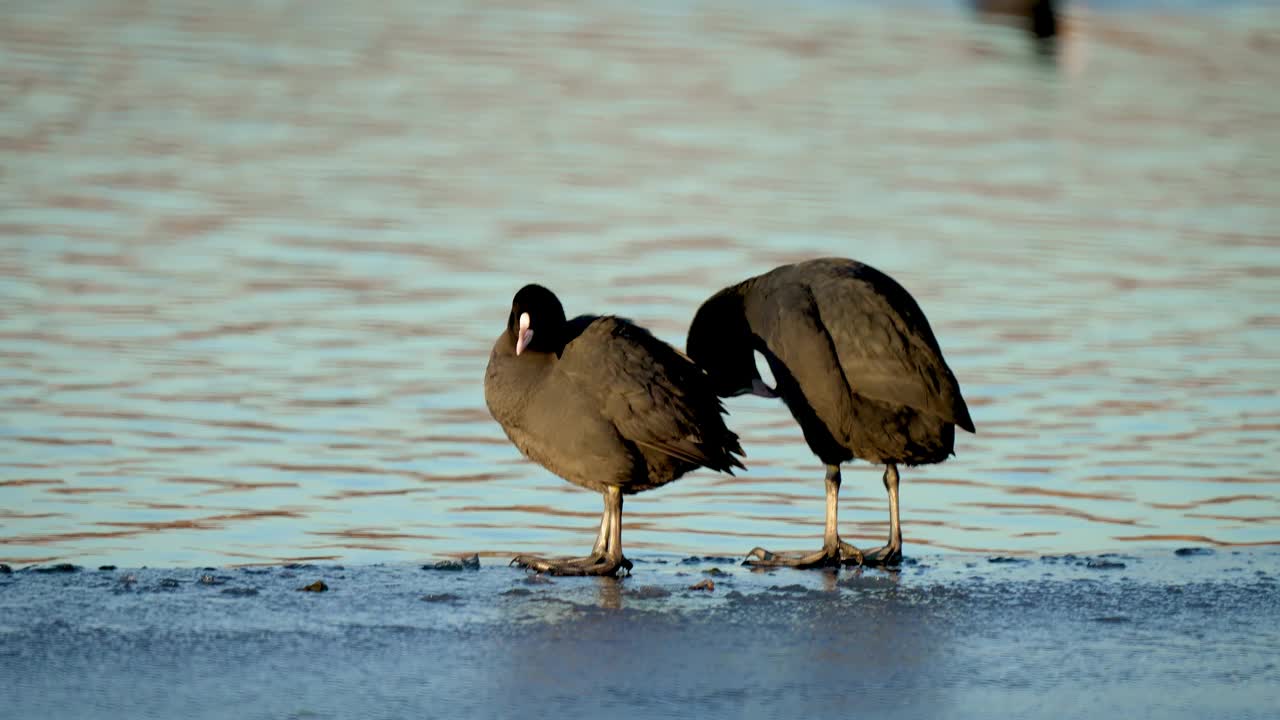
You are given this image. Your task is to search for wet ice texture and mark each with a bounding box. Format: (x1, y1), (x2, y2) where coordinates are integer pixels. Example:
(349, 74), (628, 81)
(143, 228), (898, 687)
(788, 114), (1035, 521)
(2, 0), (1280, 568)
(1, 551), (1277, 720)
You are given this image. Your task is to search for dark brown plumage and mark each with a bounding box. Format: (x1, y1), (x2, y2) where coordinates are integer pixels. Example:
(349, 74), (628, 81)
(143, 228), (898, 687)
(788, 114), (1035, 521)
(485, 283), (744, 576)
(686, 258), (975, 568)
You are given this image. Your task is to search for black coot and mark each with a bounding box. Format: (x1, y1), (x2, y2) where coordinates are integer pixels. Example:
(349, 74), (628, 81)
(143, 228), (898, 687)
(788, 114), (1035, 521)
(686, 258), (975, 568)
(485, 284), (746, 576)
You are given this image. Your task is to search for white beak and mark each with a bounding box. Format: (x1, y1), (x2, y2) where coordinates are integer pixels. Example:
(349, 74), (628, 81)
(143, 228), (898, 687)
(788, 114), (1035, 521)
(515, 312), (533, 356)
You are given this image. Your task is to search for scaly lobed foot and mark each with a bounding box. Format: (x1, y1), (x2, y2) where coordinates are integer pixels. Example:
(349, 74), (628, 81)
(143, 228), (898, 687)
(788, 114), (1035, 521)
(510, 552), (633, 577)
(742, 545), (846, 569)
(742, 540), (875, 568)
(838, 540), (864, 565)
(857, 544), (902, 568)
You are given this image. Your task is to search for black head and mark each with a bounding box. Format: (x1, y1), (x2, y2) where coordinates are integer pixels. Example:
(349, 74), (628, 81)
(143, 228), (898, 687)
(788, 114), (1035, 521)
(686, 288), (774, 399)
(507, 283), (567, 356)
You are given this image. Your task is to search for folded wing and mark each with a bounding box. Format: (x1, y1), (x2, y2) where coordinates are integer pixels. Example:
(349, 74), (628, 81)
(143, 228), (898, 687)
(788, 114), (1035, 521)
(559, 316), (747, 473)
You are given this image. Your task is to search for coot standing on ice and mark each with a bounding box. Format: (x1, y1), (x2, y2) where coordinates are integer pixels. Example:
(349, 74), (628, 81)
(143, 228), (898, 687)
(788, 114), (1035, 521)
(484, 284), (746, 576)
(686, 258), (975, 568)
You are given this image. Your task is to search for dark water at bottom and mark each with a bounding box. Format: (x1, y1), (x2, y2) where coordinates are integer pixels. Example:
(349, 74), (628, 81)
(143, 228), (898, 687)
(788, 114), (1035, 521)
(3, 551), (1276, 720)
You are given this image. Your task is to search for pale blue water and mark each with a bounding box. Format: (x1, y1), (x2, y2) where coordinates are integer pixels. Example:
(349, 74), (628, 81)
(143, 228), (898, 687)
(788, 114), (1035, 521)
(2, 0), (1279, 572)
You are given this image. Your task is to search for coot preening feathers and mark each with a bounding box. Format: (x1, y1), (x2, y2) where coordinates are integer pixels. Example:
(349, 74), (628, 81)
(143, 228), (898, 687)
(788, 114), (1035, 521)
(484, 283), (746, 576)
(686, 258), (975, 568)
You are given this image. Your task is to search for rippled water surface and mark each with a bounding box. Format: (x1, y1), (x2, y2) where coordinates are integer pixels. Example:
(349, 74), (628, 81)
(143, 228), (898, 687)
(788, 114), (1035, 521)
(3, 0), (1279, 568)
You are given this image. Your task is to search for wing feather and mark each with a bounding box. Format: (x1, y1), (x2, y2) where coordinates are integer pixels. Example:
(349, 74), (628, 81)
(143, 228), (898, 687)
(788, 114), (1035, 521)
(559, 317), (746, 473)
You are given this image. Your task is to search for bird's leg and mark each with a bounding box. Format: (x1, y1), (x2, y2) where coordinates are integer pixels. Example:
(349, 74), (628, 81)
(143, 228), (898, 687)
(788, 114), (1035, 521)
(555, 506), (612, 567)
(569, 486), (631, 573)
(511, 487), (632, 576)
(745, 464), (854, 568)
(860, 463), (903, 567)
(603, 486), (629, 573)
(588, 507), (609, 557)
